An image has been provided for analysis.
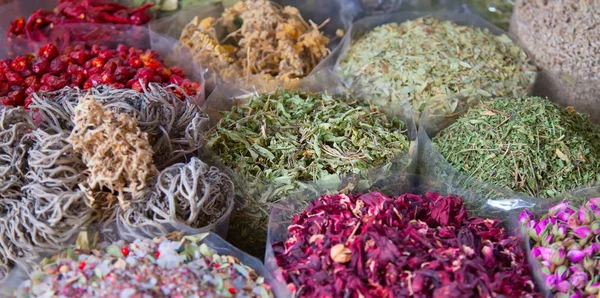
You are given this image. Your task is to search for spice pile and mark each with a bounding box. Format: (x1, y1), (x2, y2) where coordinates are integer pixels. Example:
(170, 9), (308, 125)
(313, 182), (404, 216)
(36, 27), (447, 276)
(434, 96), (600, 198)
(510, 0), (600, 123)
(179, 0), (332, 90)
(520, 199), (600, 296)
(272, 191), (538, 297)
(16, 233), (273, 297)
(6, 0), (153, 53)
(0, 84), (234, 280)
(0, 43), (200, 108)
(339, 17), (535, 124)
(206, 90), (410, 255)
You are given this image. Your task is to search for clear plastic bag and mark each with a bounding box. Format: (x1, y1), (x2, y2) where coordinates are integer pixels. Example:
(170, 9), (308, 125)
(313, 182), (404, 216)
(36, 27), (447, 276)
(265, 172), (543, 297)
(200, 83), (418, 257)
(318, 5), (535, 135)
(148, 1), (352, 94)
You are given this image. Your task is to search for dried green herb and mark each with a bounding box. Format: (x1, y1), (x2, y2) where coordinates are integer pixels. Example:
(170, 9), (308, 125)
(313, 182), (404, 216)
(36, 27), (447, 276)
(434, 96), (600, 198)
(467, 0), (514, 30)
(205, 91), (410, 255)
(339, 17), (535, 129)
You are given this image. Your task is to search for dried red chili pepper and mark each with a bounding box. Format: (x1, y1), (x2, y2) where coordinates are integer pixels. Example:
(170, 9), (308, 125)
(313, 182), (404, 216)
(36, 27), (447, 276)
(0, 43), (200, 108)
(272, 191), (540, 298)
(5, 0), (154, 54)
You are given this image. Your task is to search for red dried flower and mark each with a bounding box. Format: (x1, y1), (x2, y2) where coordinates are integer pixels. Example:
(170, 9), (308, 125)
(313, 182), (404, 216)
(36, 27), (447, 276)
(272, 192), (539, 298)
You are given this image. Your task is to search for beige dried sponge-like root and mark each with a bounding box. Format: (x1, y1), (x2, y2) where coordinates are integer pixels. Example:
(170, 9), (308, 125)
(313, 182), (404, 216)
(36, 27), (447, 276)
(68, 96), (157, 208)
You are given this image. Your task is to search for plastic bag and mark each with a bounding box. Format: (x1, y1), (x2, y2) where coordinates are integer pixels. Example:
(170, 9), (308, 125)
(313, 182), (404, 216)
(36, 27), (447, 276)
(317, 5), (535, 135)
(0, 0), (156, 56)
(148, 1), (351, 94)
(200, 82), (418, 257)
(1, 229), (288, 298)
(265, 172), (542, 297)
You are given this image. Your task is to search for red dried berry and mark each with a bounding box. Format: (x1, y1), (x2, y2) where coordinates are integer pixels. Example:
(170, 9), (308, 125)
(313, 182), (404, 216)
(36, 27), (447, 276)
(100, 72), (115, 84)
(70, 51), (89, 65)
(71, 74), (86, 87)
(40, 74), (52, 85)
(39, 85), (53, 92)
(136, 67), (155, 81)
(91, 45), (108, 56)
(24, 95), (33, 109)
(228, 287), (236, 294)
(154, 251), (160, 258)
(63, 46), (74, 55)
(38, 44), (59, 60)
(0, 82), (9, 96)
(7, 90), (25, 106)
(73, 44), (86, 51)
(116, 44), (128, 53)
(21, 69), (33, 78)
(0, 72), (5, 82)
(50, 58), (67, 73)
(151, 75), (163, 84)
(169, 75), (184, 86)
(10, 56), (29, 72)
(5, 72), (24, 84)
(88, 74), (103, 87)
(86, 67), (103, 77)
(9, 85), (24, 92)
(78, 262), (86, 270)
(214, 263), (220, 269)
(156, 68), (172, 81)
(82, 81), (93, 89)
(131, 80), (146, 92)
(24, 76), (39, 86)
(111, 83), (125, 89)
(31, 58), (50, 75)
(128, 47), (142, 56)
(121, 247), (130, 256)
(171, 67), (185, 77)
(103, 60), (119, 73)
(127, 56), (143, 68)
(25, 84), (40, 95)
(0, 59), (11, 73)
(1, 97), (15, 106)
(143, 58), (162, 70)
(46, 76), (67, 90)
(83, 61), (93, 70)
(116, 52), (128, 60)
(90, 57), (105, 69)
(97, 50), (114, 60)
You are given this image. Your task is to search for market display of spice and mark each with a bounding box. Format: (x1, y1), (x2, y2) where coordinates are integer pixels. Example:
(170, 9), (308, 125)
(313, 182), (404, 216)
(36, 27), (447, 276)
(520, 199), (600, 297)
(0, 0), (599, 296)
(271, 191), (538, 297)
(205, 90), (410, 255)
(0, 43), (200, 107)
(179, 0), (332, 90)
(339, 17), (535, 124)
(434, 96), (600, 198)
(15, 233), (274, 297)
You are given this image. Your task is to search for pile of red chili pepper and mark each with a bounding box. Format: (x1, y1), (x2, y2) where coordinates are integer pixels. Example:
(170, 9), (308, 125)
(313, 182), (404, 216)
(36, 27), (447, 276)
(272, 191), (540, 298)
(0, 43), (200, 107)
(6, 0), (153, 45)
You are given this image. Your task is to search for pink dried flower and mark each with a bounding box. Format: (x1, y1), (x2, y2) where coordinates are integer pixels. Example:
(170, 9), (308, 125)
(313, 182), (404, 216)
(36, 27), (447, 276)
(273, 192), (539, 298)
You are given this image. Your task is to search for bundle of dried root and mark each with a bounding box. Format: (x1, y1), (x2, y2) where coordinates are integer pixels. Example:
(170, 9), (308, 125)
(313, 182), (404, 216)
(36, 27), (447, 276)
(0, 84), (232, 284)
(69, 97), (157, 208)
(179, 0), (332, 90)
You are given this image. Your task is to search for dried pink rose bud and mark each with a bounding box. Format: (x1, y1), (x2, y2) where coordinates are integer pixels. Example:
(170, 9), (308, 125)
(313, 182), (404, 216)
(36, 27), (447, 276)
(274, 192), (539, 297)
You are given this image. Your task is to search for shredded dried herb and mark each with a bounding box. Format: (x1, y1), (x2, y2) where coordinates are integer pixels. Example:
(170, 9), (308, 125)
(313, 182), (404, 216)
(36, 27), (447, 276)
(179, 0), (332, 91)
(339, 17), (535, 127)
(435, 96), (600, 198)
(273, 191), (539, 297)
(205, 90), (410, 255)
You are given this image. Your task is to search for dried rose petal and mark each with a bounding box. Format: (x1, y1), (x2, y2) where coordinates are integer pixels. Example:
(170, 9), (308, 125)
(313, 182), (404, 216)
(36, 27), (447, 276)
(273, 192), (539, 298)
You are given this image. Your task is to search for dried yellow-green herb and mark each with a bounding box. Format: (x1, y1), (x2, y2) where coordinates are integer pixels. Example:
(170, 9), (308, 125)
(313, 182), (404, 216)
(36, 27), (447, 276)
(179, 0), (332, 91)
(435, 97), (600, 198)
(339, 17), (535, 128)
(205, 90), (410, 255)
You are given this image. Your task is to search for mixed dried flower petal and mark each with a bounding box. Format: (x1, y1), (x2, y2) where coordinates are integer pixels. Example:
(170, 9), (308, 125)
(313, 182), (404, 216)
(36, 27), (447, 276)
(273, 191), (539, 297)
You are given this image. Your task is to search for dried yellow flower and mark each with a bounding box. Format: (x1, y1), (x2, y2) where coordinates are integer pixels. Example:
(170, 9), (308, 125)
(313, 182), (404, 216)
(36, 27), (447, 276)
(330, 243), (352, 263)
(179, 0), (331, 91)
(68, 96), (157, 208)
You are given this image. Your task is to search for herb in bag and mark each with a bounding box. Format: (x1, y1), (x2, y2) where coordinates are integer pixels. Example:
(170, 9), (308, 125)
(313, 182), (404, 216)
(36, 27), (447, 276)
(435, 97), (600, 198)
(205, 90), (410, 254)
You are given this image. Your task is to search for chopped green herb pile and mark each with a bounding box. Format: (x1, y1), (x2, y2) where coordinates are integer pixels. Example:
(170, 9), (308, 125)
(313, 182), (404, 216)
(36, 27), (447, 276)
(435, 96), (600, 198)
(339, 17), (535, 125)
(206, 91), (410, 255)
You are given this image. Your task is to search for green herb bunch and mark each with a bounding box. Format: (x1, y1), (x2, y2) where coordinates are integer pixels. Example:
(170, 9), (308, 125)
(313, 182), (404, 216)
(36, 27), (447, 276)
(435, 96), (600, 198)
(205, 91), (410, 255)
(339, 17), (535, 128)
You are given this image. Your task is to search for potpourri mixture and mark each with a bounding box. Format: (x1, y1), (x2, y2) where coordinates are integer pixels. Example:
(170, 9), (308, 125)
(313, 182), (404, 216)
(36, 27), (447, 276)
(434, 97), (600, 198)
(339, 17), (535, 124)
(272, 191), (539, 297)
(15, 233), (273, 298)
(206, 90), (410, 255)
(179, 0), (333, 90)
